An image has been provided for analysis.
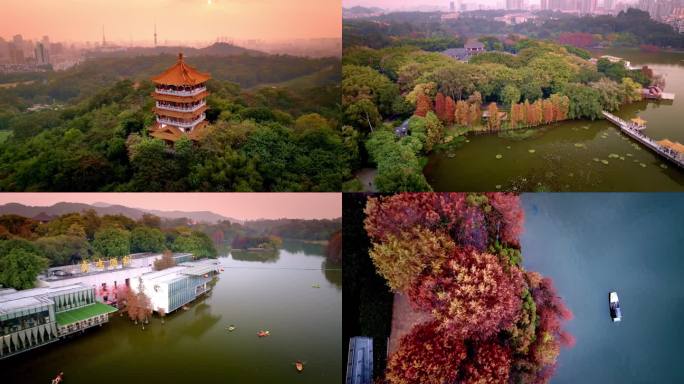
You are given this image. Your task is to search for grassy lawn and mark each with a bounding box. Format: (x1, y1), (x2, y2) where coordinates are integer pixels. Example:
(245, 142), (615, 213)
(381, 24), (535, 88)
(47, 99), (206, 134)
(55, 302), (118, 326)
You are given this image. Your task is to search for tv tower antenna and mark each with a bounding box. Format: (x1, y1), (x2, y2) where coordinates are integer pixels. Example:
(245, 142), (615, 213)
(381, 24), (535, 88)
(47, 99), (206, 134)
(154, 21), (158, 47)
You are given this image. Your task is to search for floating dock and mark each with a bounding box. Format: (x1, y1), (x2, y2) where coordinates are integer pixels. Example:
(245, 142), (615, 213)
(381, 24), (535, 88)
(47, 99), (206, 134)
(602, 111), (684, 169)
(642, 90), (675, 101)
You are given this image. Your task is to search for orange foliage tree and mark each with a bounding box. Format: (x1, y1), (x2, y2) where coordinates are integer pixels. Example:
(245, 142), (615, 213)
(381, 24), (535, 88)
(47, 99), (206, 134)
(487, 103), (500, 130)
(444, 96), (456, 125)
(414, 93), (432, 117)
(434, 92), (446, 121)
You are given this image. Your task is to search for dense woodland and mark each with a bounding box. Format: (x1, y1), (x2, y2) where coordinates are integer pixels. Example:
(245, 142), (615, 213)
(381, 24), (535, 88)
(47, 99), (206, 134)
(0, 53), (353, 191)
(343, 26), (658, 192)
(347, 193), (573, 384)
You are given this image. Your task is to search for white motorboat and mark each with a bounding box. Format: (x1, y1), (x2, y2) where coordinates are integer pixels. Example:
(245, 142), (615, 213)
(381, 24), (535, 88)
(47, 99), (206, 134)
(609, 291), (622, 322)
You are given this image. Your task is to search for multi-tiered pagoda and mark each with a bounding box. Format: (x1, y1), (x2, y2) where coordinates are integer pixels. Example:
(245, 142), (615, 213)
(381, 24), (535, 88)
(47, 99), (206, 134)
(150, 53), (211, 142)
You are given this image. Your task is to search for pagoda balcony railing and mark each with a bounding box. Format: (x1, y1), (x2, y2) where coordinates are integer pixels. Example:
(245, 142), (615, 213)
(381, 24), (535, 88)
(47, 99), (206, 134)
(156, 100), (206, 112)
(156, 113), (206, 129)
(155, 86), (207, 97)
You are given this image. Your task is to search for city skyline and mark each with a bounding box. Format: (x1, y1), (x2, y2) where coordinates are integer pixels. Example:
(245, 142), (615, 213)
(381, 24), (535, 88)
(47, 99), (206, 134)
(343, 0), (637, 9)
(0, 193), (342, 220)
(0, 0), (341, 44)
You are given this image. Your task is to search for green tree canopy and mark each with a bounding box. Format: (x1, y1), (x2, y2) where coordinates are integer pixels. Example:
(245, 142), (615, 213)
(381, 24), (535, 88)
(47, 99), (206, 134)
(130, 226), (165, 253)
(93, 227), (130, 258)
(0, 248), (49, 290)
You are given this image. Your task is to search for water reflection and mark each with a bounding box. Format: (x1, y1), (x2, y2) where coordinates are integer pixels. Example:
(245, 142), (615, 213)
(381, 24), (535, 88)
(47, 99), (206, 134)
(322, 260), (342, 289)
(231, 249), (280, 263)
(281, 240), (326, 255)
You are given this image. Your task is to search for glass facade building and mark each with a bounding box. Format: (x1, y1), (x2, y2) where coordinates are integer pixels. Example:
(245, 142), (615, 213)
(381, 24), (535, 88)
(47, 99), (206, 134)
(167, 275), (211, 312)
(0, 284), (116, 359)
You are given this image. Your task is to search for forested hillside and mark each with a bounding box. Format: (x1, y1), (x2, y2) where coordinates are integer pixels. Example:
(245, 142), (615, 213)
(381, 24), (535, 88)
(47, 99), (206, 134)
(0, 53), (353, 191)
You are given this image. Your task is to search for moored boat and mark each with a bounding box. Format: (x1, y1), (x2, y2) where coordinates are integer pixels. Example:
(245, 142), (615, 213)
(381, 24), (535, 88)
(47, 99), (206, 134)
(609, 291), (622, 322)
(257, 330), (270, 337)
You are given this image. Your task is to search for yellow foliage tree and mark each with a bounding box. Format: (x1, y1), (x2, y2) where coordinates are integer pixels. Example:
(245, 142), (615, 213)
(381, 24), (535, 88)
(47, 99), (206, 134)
(80, 259), (89, 273)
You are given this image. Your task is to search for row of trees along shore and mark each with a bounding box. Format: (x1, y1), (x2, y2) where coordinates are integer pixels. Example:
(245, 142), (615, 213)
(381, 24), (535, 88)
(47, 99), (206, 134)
(0, 211), (217, 290)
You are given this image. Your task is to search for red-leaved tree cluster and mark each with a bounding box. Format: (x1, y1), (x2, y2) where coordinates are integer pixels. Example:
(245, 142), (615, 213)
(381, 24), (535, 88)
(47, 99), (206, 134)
(365, 193), (573, 384)
(385, 321), (467, 384)
(407, 247), (525, 340)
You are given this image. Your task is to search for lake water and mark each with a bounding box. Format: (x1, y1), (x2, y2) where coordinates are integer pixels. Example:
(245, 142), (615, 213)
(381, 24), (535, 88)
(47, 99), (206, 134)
(520, 193), (684, 383)
(426, 49), (684, 191)
(0, 242), (342, 383)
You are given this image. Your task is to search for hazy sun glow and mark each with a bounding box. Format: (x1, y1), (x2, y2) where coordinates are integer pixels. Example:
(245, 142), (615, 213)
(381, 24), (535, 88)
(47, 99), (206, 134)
(1, 0), (341, 43)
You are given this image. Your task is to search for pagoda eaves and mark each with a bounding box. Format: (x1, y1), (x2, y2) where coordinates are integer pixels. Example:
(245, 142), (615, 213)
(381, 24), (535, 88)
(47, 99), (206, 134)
(149, 53), (211, 143)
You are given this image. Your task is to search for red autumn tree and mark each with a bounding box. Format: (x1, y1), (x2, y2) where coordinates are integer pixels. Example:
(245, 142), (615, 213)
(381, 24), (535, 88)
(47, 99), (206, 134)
(444, 96), (456, 125)
(434, 92), (446, 122)
(365, 193), (525, 249)
(509, 272), (574, 383)
(486, 192), (525, 246)
(454, 205), (489, 251)
(385, 321), (467, 384)
(414, 93), (432, 117)
(407, 247), (524, 340)
(365, 193), (468, 242)
(461, 342), (512, 383)
(325, 229), (342, 264)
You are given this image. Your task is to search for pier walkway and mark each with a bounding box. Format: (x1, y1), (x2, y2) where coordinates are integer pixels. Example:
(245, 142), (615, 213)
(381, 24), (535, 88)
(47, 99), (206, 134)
(602, 111), (684, 169)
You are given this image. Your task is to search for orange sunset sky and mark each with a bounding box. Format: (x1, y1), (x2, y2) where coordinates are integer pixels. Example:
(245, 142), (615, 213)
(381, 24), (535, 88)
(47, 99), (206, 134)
(0, 0), (341, 43)
(0, 193), (341, 220)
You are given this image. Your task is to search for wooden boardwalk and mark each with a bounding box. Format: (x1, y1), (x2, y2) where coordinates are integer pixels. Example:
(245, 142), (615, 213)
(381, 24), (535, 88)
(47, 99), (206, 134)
(602, 111), (684, 169)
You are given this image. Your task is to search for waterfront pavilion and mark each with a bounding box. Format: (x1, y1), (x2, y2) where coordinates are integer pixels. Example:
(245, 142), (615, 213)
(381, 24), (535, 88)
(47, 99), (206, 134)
(0, 284), (117, 359)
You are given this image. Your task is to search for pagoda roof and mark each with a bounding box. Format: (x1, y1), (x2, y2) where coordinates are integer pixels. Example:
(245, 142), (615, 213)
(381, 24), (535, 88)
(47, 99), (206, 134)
(150, 121), (209, 142)
(152, 53), (211, 86)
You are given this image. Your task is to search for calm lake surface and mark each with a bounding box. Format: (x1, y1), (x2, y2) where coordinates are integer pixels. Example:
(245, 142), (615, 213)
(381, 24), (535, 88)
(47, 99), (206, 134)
(0, 242), (342, 383)
(426, 49), (684, 191)
(520, 193), (684, 383)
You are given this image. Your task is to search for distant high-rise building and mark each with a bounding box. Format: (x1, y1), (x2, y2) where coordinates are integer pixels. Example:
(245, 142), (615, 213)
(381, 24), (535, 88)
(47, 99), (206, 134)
(578, 0), (597, 13)
(506, 0), (524, 9)
(8, 43), (24, 64)
(102, 25), (106, 47)
(34, 42), (49, 65)
(541, 0), (549, 9)
(12, 34), (23, 45)
(154, 23), (158, 47)
(450, 1), (456, 11)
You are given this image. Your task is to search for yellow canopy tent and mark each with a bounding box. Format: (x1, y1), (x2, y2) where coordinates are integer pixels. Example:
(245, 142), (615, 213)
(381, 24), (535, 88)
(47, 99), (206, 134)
(657, 139), (684, 154)
(630, 117), (647, 127)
